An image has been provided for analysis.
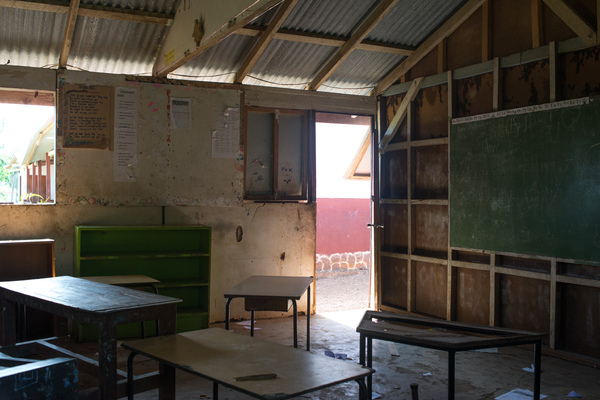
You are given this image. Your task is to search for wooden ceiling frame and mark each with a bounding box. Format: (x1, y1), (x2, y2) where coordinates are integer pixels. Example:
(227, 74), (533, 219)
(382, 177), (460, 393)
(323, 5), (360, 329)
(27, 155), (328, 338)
(0, 0), (174, 25)
(306, 0), (400, 91)
(374, 0), (486, 96)
(235, 0), (300, 83)
(58, 0), (80, 68)
(236, 26), (415, 56)
(542, 0), (597, 45)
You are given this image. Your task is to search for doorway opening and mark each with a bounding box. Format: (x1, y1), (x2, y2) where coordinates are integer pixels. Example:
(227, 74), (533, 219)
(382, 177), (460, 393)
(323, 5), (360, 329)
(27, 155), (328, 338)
(315, 112), (372, 313)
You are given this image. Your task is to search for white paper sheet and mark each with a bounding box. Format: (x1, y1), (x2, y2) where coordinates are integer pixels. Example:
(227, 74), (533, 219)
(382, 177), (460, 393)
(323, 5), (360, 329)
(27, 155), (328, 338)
(114, 87), (138, 182)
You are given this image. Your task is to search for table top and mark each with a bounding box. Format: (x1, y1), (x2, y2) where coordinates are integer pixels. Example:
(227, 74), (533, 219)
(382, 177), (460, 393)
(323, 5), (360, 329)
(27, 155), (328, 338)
(79, 275), (160, 286)
(0, 276), (180, 313)
(356, 310), (544, 352)
(121, 327), (371, 400)
(224, 276), (313, 300)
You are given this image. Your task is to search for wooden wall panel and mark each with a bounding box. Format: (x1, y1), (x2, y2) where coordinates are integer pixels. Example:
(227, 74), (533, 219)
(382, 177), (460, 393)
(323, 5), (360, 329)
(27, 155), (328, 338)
(455, 73), (494, 117)
(381, 150), (407, 199)
(412, 205), (448, 256)
(381, 257), (408, 309)
(411, 145), (448, 200)
(502, 59), (550, 110)
(499, 275), (551, 344)
(455, 267), (490, 325)
(414, 85), (449, 140)
(447, 7), (483, 70)
(558, 283), (600, 359)
(406, 50), (438, 81)
(415, 261), (447, 318)
(382, 204), (408, 252)
(492, 0), (532, 57)
(559, 46), (600, 100)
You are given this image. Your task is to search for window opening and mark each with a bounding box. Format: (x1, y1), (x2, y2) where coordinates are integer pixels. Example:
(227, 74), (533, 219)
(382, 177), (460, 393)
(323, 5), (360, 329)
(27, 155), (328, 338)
(0, 91), (56, 204)
(244, 107), (309, 202)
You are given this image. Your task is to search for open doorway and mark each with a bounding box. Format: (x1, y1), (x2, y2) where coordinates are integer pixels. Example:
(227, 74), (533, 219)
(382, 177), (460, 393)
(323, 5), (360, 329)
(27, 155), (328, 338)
(315, 112), (372, 313)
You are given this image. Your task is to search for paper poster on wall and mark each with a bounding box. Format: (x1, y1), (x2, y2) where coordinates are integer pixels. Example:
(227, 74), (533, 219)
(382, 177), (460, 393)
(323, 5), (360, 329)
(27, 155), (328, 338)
(114, 87), (138, 182)
(170, 98), (192, 129)
(212, 107), (240, 158)
(62, 84), (113, 149)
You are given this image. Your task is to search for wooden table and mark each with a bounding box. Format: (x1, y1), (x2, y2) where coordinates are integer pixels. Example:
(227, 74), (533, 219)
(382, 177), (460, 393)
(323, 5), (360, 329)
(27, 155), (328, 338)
(122, 327), (372, 400)
(356, 310), (544, 400)
(0, 276), (181, 400)
(224, 275), (313, 350)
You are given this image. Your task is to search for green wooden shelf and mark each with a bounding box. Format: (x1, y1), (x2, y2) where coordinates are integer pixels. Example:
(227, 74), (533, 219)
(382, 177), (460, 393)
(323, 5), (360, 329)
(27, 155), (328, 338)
(74, 225), (211, 342)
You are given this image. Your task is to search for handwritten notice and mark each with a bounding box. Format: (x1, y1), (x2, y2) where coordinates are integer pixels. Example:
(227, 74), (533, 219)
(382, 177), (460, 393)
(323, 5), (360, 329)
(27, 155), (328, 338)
(63, 84), (113, 149)
(114, 87), (138, 182)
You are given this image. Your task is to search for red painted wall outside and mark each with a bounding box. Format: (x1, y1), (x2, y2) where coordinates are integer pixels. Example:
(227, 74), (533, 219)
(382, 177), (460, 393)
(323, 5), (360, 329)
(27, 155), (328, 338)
(316, 198), (371, 254)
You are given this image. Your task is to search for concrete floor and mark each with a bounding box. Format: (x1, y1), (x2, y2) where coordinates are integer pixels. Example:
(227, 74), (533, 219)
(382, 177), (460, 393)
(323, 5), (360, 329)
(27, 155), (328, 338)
(112, 309), (600, 400)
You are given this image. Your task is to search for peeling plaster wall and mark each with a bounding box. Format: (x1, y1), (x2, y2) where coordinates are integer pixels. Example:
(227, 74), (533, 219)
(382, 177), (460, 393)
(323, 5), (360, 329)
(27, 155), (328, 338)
(0, 65), (375, 324)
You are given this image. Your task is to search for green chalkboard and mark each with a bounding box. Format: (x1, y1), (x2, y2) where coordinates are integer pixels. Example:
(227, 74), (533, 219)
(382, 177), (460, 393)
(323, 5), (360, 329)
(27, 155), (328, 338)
(450, 97), (600, 262)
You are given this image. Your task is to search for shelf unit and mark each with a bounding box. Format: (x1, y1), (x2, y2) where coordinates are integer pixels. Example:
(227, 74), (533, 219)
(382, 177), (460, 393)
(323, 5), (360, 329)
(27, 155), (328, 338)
(74, 225), (211, 341)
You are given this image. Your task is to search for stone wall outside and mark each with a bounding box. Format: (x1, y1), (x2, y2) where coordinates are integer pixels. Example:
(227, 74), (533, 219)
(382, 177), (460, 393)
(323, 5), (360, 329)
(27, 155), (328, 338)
(316, 251), (371, 277)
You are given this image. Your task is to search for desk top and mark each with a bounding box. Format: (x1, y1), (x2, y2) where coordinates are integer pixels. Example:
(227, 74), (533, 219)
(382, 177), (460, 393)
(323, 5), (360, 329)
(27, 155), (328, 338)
(0, 276), (179, 313)
(224, 276), (313, 300)
(356, 310), (544, 352)
(122, 327), (371, 400)
(79, 275), (160, 286)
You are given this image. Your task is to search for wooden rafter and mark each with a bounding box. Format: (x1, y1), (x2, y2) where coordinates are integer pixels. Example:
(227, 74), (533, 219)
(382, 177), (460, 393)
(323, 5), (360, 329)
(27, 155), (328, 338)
(379, 77), (423, 154)
(154, 0), (282, 77)
(236, 0), (299, 83)
(306, 0), (400, 91)
(236, 26), (414, 56)
(374, 0), (486, 95)
(542, 0), (596, 45)
(0, 0), (174, 25)
(58, 0), (80, 69)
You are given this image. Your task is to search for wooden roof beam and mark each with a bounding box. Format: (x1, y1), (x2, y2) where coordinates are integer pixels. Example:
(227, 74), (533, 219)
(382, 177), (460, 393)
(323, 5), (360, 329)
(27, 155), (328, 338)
(374, 0), (486, 95)
(306, 0), (400, 91)
(236, 26), (414, 56)
(542, 0), (596, 45)
(58, 0), (80, 69)
(235, 0), (299, 83)
(0, 0), (174, 25)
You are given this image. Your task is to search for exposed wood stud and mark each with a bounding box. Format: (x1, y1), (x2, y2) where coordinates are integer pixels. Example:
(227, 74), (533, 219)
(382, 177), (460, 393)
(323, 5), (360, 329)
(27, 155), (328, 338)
(549, 41), (557, 102)
(532, 0), (544, 48)
(236, 0), (299, 83)
(597, 0), (600, 44)
(58, 0), (80, 68)
(492, 57), (501, 111)
(375, 0), (486, 95)
(307, 0), (400, 91)
(482, 0), (492, 62)
(542, 0), (597, 45)
(446, 70), (453, 322)
(550, 258), (557, 349)
(407, 102), (414, 313)
(438, 39), (447, 74)
(489, 253), (496, 326)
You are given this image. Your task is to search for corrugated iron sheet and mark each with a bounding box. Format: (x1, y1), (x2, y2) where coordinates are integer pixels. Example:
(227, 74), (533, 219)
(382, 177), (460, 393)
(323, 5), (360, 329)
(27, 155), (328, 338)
(1, 0), (466, 94)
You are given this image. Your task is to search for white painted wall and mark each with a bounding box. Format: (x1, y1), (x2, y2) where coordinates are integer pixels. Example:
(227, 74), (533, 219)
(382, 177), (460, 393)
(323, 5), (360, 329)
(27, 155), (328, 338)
(0, 65), (375, 323)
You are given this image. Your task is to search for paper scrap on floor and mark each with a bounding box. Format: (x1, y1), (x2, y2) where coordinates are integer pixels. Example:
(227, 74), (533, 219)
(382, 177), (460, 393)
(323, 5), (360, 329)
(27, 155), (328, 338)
(236, 320), (261, 330)
(495, 389), (547, 399)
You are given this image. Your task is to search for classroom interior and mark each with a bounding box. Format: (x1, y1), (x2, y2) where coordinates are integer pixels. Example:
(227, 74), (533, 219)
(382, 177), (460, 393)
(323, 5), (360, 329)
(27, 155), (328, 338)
(1, 0), (599, 399)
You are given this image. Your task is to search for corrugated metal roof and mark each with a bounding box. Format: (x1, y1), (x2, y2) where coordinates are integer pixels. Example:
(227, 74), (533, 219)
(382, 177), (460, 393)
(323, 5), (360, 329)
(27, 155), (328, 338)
(0, 7), (64, 68)
(0, 0), (467, 95)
